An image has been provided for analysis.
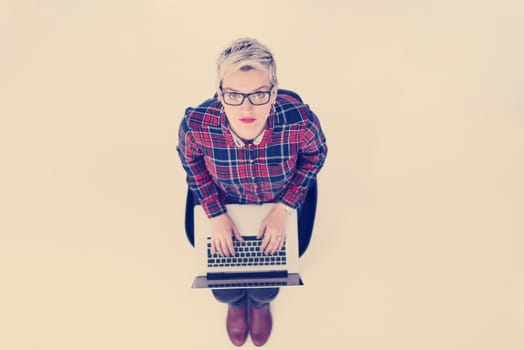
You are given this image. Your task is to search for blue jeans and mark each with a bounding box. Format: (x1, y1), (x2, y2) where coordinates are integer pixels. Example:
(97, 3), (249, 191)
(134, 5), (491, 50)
(212, 288), (279, 308)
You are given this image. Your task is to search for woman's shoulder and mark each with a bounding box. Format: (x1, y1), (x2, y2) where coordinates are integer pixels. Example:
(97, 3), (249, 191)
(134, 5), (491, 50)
(184, 97), (222, 128)
(274, 91), (313, 126)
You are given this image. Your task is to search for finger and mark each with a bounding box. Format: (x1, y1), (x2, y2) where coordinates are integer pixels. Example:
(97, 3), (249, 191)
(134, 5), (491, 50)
(260, 233), (271, 253)
(265, 238), (276, 255)
(211, 241), (216, 255)
(216, 240), (225, 257)
(221, 241), (230, 257)
(257, 222), (266, 239)
(275, 238), (284, 254)
(268, 235), (284, 255)
(219, 240), (229, 257)
(263, 235), (277, 255)
(225, 236), (235, 257)
(272, 237), (281, 255)
(279, 237), (285, 251)
(233, 226), (244, 242)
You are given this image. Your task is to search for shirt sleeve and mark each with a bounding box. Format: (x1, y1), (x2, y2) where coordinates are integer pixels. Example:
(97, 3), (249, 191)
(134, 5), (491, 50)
(280, 108), (328, 209)
(176, 113), (227, 218)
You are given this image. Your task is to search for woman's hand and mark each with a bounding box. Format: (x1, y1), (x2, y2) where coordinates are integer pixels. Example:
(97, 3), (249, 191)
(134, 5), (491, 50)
(257, 203), (290, 255)
(210, 213), (243, 257)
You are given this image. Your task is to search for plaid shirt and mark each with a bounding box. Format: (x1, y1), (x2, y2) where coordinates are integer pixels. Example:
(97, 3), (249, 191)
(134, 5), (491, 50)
(177, 92), (328, 218)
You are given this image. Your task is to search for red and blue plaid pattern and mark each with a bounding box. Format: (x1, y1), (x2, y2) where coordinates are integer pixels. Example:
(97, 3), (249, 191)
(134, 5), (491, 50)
(177, 93), (328, 218)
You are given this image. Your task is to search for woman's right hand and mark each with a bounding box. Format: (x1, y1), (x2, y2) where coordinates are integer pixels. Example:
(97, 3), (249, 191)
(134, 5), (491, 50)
(210, 213), (243, 257)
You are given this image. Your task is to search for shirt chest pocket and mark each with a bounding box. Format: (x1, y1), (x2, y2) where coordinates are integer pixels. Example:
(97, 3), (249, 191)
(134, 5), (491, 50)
(263, 142), (298, 177)
(262, 155), (297, 184)
(203, 155), (241, 186)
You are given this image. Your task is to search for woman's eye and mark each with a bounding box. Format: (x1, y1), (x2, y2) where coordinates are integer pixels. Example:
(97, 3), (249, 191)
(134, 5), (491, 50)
(227, 93), (242, 100)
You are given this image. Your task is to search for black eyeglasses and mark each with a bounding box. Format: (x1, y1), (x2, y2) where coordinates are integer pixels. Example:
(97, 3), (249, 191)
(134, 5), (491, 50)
(220, 86), (274, 106)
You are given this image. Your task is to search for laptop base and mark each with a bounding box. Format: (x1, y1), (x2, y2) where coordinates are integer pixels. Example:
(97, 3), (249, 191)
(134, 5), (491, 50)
(192, 273), (303, 289)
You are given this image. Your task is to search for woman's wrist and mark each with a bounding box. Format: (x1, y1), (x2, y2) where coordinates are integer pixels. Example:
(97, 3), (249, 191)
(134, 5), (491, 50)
(277, 202), (293, 214)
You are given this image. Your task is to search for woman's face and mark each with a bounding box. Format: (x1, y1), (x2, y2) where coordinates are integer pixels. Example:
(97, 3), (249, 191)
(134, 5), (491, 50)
(220, 69), (278, 140)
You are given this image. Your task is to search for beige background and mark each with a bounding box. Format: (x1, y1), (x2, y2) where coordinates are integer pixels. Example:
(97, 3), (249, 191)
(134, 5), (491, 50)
(2, 1), (523, 349)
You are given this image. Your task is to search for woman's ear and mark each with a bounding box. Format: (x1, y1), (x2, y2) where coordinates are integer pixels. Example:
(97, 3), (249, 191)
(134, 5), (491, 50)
(271, 83), (279, 102)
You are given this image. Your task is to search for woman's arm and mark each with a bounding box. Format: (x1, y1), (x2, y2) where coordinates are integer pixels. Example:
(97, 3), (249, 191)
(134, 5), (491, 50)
(177, 116), (227, 218)
(178, 116), (244, 256)
(259, 108), (328, 255)
(280, 109), (328, 209)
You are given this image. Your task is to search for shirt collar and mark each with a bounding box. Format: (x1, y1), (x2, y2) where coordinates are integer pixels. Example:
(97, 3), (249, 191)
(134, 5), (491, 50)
(230, 126), (265, 147)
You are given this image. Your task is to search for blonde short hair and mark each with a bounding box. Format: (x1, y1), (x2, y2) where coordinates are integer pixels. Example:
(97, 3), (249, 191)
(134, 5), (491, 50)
(216, 38), (278, 95)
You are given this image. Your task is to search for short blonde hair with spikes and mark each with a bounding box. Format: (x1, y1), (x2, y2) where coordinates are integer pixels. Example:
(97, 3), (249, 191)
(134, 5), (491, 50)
(216, 38), (278, 95)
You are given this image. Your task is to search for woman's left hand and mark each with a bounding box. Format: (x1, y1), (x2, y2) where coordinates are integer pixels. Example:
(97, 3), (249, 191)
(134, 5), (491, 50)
(258, 203), (289, 255)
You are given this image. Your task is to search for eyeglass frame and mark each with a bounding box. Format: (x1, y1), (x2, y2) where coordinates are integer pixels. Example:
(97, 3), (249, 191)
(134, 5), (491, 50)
(219, 85), (275, 106)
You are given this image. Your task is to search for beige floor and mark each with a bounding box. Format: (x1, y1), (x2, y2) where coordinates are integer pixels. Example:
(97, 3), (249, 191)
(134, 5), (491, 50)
(2, 1), (524, 349)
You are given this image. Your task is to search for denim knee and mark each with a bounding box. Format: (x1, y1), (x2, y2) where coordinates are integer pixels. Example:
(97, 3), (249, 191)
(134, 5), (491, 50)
(247, 288), (279, 308)
(211, 289), (247, 307)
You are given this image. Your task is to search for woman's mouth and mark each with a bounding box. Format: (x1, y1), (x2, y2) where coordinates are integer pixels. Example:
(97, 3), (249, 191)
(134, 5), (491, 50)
(239, 118), (256, 124)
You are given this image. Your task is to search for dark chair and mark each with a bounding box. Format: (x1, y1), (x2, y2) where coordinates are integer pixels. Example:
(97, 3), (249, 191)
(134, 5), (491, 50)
(183, 89), (317, 257)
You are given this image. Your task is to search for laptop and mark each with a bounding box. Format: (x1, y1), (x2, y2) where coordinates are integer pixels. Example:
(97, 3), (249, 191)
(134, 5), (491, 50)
(191, 203), (304, 289)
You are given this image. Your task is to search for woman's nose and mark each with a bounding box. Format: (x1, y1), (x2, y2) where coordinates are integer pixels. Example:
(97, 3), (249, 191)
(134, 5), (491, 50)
(240, 97), (254, 111)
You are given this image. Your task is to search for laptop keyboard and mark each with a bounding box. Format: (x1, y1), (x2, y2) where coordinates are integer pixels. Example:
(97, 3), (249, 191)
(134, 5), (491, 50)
(208, 281), (288, 288)
(207, 236), (287, 268)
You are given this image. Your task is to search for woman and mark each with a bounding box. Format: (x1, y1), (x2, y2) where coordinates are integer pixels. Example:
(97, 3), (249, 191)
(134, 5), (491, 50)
(177, 38), (327, 346)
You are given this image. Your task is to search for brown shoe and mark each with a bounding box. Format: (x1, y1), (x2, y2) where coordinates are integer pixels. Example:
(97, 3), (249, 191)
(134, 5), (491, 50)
(250, 304), (272, 346)
(226, 304), (248, 346)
